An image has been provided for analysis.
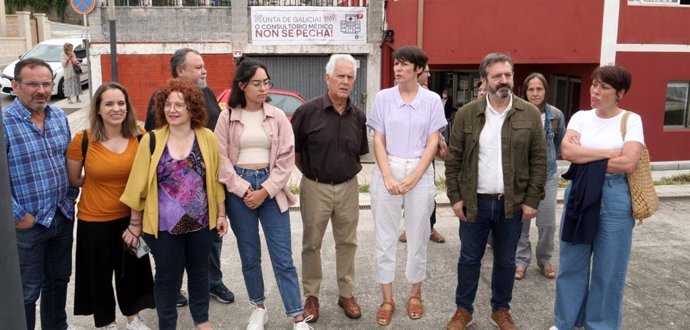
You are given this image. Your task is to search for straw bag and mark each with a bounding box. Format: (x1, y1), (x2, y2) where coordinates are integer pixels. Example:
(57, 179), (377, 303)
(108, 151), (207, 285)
(620, 111), (659, 222)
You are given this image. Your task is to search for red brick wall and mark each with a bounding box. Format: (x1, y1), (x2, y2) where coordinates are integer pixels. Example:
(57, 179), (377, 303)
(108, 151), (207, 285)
(100, 53), (235, 121)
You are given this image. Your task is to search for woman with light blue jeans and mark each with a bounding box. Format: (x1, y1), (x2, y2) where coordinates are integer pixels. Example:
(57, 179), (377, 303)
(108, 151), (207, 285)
(215, 57), (309, 330)
(515, 73), (565, 280)
(553, 64), (644, 330)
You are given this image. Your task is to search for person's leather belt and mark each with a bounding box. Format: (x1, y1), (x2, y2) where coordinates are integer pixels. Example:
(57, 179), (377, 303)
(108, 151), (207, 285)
(304, 173), (349, 185)
(477, 193), (505, 201)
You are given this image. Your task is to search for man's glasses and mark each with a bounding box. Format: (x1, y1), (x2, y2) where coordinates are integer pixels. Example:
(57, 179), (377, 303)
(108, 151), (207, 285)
(19, 81), (54, 90)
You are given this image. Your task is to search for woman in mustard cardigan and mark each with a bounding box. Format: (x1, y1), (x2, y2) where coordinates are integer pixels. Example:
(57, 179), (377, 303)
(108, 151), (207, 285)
(121, 78), (228, 330)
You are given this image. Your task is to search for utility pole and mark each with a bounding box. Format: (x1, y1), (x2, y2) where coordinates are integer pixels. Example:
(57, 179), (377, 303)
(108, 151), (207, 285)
(108, 0), (118, 82)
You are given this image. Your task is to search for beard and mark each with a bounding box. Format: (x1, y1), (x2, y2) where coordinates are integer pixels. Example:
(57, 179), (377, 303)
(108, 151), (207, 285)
(196, 77), (207, 89)
(490, 84), (512, 100)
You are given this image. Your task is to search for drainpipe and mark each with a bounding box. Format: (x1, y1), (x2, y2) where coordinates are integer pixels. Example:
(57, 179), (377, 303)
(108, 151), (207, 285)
(416, 0), (423, 48)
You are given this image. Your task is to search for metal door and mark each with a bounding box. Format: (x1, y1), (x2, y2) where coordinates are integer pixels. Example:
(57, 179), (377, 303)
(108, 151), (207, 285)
(254, 55), (368, 111)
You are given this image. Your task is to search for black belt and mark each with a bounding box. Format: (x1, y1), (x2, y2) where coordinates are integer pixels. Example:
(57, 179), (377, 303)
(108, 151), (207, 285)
(304, 173), (350, 185)
(477, 193), (505, 201)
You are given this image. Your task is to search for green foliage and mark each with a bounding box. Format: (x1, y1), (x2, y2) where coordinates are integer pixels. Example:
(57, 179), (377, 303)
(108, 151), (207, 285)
(435, 176), (446, 191)
(359, 181), (370, 193)
(655, 173), (690, 185)
(6, 0), (66, 18)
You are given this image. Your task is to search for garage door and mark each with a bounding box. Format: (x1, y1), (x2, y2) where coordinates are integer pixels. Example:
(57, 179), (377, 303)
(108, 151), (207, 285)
(254, 55), (368, 112)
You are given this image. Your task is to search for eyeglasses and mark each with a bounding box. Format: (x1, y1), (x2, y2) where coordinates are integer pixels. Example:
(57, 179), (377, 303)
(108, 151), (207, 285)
(248, 79), (273, 88)
(164, 102), (187, 111)
(19, 81), (54, 90)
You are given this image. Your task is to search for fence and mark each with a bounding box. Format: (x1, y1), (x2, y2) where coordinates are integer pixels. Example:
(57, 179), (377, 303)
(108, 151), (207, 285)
(111, 0), (366, 6)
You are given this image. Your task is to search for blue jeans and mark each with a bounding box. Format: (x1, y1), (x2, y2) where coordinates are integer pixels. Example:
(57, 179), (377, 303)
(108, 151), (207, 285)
(554, 174), (634, 330)
(209, 234), (224, 288)
(15, 209), (73, 330)
(455, 198), (523, 313)
(144, 229), (214, 329)
(227, 167), (303, 317)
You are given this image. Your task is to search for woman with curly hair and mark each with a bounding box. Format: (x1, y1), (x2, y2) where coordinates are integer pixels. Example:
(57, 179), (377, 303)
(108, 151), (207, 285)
(121, 78), (228, 330)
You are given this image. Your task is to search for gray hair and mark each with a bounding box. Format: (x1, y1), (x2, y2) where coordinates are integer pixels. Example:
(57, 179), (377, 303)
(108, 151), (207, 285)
(170, 48), (200, 78)
(325, 54), (357, 79)
(479, 53), (513, 79)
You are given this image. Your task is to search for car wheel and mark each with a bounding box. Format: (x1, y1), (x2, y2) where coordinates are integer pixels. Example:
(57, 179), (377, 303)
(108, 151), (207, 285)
(56, 78), (65, 99)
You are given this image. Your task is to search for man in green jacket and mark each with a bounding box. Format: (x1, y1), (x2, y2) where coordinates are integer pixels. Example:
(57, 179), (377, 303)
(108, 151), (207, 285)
(445, 53), (546, 330)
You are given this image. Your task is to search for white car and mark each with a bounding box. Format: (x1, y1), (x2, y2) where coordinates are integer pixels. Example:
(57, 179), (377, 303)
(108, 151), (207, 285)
(0, 37), (89, 98)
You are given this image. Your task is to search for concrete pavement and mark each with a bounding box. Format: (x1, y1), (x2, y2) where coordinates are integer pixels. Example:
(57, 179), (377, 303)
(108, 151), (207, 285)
(59, 198), (690, 329)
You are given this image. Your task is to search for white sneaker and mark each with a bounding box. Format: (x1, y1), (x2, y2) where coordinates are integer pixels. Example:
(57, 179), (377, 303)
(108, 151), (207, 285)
(293, 315), (314, 330)
(104, 324), (118, 330)
(67, 325), (80, 330)
(549, 327), (558, 330)
(126, 316), (151, 330)
(246, 304), (268, 330)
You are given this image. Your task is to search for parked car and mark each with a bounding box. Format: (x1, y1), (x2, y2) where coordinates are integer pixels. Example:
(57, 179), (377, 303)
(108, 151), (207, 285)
(216, 88), (306, 121)
(0, 37), (89, 98)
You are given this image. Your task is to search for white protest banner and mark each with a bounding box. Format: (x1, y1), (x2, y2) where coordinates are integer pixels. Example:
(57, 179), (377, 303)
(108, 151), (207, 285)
(251, 6), (367, 45)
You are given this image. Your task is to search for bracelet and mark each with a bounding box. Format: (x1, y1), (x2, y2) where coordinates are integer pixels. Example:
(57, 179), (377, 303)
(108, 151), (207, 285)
(129, 223), (142, 227)
(217, 215), (226, 218)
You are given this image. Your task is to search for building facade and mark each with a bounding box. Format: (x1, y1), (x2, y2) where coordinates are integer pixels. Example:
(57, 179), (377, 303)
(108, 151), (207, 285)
(384, 0), (690, 161)
(87, 0), (382, 120)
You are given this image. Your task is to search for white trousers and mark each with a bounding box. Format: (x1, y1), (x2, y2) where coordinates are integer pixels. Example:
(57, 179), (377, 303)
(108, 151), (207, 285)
(371, 156), (436, 284)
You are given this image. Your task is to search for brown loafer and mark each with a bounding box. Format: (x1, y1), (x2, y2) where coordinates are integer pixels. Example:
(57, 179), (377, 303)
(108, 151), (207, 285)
(430, 228), (446, 243)
(399, 231), (407, 243)
(338, 295), (362, 319)
(491, 309), (518, 330)
(447, 308), (473, 330)
(303, 296), (319, 323)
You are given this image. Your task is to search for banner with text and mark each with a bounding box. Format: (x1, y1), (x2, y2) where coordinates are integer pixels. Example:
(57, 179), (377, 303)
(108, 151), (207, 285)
(251, 6), (367, 45)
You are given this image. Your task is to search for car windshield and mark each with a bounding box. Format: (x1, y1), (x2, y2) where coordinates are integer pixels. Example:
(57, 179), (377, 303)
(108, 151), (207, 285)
(268, 94), (302, 116)
(22, 44), (63, 62)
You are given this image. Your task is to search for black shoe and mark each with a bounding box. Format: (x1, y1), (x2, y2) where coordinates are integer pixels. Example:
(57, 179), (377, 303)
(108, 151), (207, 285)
(176, 290), (188, 307)
(210, 283), (235, 304)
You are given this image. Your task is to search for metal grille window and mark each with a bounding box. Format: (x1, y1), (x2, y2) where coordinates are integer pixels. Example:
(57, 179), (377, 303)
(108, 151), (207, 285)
(112, 0), (231, 6)
(249, 0), (367, 6)
(664, 82), (690, 128)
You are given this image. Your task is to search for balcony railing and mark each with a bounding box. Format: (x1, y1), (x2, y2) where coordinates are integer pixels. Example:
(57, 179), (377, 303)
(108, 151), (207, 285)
(249, 0), (367, 6)
(110, 0), (366, 7)
(112, 0), (231, 6)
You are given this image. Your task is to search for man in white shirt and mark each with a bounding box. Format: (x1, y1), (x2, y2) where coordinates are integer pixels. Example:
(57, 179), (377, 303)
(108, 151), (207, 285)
(444, 53), (546, 330)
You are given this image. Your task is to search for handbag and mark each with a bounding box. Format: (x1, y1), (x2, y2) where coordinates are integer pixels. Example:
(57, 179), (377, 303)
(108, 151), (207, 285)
(620, 111), (659, 222)
(73, 63), (83, 75)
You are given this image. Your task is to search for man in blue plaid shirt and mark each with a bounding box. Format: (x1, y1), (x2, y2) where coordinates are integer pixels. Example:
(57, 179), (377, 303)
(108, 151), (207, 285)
(3, 58), (78, 330)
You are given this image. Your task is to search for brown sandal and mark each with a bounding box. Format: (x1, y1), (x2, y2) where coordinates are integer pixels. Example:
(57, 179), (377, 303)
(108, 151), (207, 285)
(406, 295), (423, 320)
(376, 301), (395, 326)
(539, 263), (556, 279)
(515, 267), (526, 280)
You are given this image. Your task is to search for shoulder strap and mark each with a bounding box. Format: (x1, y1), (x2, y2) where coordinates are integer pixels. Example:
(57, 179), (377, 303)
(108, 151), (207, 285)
(81, 129), (88, 162)
(148, 131), (155, 154)
(620, 111), (631, 140)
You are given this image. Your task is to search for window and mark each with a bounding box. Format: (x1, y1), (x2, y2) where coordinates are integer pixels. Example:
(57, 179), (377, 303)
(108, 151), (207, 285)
(550, 75), (581, 121)
(664, 82), (690, 127)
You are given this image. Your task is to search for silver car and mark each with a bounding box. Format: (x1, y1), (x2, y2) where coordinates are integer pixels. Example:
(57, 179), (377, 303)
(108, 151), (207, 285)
(0, 37), (89, 98)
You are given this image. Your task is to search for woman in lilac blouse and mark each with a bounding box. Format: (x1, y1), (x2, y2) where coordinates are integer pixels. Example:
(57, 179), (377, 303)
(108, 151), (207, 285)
(366, 46), (447, 326)
(121, 79), (228, 330)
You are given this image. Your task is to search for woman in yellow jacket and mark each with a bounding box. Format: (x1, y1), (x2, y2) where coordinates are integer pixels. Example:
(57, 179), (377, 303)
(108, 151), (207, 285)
(121, 78), (228, 330)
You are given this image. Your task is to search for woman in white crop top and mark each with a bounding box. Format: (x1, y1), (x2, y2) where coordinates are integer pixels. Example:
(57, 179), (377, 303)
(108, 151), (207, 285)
(214, 57), (308, 330)
(553, 65), (644, 330)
